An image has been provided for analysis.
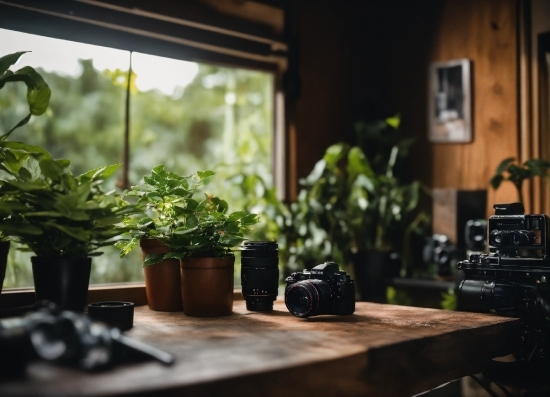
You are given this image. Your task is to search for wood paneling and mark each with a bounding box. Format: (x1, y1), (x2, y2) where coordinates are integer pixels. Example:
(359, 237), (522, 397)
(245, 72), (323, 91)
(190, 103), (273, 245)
(429, 0), (519, 216)
(291, 0), (521, 217)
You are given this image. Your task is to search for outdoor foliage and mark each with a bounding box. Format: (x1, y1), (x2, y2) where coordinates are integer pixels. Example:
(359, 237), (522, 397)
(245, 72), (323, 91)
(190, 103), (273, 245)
(0, 54), (273, 287)
(116, 165), (259, 264)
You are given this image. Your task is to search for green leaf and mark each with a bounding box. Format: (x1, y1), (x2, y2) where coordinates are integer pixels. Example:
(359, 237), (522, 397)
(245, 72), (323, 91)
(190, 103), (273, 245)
(0, 223), (43, 236)
(143, 253), (165, 267)
(241, 213), (259, 226)
(385, 114), (401, 129)
(0, 51), (28, 75)
(227, 211), (247, 222)
(323, 144), (347, 168)
(39, 159), (64, 180)
(490, 174), (504, 189)
(115, 238), (138, 257)
(45, 223), (89, 241)
(495, 157), (515, 175)
(79, 164), (121, 181)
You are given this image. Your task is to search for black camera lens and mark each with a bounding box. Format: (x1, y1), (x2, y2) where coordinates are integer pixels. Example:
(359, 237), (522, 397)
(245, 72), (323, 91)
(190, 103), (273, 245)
(510, 230), (534, 246)
(285, 279), (334, 318)
(240, 241), (279, 311)
(489, 230), (504, 246)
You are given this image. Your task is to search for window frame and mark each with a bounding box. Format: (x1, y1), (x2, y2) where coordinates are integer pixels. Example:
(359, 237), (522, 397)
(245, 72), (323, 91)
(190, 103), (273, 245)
(0, 0), (288, 307)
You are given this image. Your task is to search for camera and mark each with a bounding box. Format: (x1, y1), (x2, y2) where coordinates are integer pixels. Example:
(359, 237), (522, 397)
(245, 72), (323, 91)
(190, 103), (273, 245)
(457, 203), (550, 364)
(240, 241), (279, 311)
(423, 234), (456, 276)
(464, 219), (487, 253)
(284, 262), (355, 318)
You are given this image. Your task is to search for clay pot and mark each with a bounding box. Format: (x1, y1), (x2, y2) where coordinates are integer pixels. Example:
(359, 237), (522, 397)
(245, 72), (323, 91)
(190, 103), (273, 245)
(31, 256), (91, 312)
(180, 256), (234, 317)
(140, 239), (183, 312)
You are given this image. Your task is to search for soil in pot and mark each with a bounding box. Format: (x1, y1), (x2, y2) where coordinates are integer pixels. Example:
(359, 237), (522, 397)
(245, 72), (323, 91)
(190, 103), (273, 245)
(180, 256), (234, 317)
(140, 239), (183, 312)
(31, 256), (91, 312)
(0, 240), (9, 294)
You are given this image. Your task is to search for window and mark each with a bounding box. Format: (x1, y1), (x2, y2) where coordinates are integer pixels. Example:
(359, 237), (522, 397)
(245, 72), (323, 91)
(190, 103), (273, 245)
(0, 11), (279, 288)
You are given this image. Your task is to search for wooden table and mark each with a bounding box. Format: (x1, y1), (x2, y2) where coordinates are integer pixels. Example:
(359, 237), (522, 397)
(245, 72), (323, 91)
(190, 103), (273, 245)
(0, 300), (521, 397)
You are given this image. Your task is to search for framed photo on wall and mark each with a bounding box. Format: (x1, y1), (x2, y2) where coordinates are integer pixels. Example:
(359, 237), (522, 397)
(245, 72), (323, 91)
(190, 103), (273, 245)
(429, 59), (472, 143)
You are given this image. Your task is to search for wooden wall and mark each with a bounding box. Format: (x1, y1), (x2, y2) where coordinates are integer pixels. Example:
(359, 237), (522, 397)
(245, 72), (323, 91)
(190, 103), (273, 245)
(428, 0), (519, 215)
(290, 0), (520, 215)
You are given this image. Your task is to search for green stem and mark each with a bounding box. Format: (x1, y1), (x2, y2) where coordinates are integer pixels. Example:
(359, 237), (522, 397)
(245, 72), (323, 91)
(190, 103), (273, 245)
(2, 113), (31, 141)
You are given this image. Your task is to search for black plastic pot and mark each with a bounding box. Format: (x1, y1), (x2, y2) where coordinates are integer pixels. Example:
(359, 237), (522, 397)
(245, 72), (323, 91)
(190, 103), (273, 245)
(31, 257), (92, 312)
(0, 240), (9, 294)
(352, 250), (401, 302)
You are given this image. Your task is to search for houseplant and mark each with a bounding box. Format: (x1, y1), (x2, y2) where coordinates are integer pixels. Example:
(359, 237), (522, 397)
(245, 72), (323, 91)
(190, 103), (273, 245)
(116, 165), (217, 312)
(0, 157), (135, 311)
(283, 116), (425, 302)
(490, 157), (550, 205)
(117, 165), (259, 316)
(0, 50), (51, 293)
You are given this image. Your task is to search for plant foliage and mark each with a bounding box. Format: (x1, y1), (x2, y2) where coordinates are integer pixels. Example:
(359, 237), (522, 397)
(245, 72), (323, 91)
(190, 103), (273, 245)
(0, 51), (51, 140)
(0, 158), (136, 258)
(278, 116), (427, 275)
(490, 157), (550, 204)
(116, 165), (260, 265)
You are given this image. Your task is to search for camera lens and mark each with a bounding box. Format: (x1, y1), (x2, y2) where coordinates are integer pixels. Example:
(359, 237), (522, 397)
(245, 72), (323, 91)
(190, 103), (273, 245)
(285, 279), (334, 318)
(510, 230), (533, 246)
(240, 241), (279, 311)
(489, 230), (504, 246)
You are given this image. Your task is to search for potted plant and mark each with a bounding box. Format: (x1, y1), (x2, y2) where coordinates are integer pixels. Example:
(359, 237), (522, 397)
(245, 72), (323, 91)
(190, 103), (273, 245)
(116, 165), (215, 312)
(117, 165), (259, 316)
(282, 116), (425, 302)
(490, 157), (550, 205)
(0, 50), (51, 293)
(0, 156), (135, 311)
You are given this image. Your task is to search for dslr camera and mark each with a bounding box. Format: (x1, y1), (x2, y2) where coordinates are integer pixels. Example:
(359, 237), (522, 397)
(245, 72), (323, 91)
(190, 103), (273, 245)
(457, 203), (550, 364)
(285, 262), (355, 318)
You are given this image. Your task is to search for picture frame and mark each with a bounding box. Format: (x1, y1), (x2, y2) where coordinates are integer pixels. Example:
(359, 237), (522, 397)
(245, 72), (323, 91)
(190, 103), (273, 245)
(428, 59), (472, 143)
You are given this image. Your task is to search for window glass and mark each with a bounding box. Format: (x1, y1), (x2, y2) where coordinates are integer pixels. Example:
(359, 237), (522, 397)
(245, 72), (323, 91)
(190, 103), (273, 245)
(0, 28), (274, 288)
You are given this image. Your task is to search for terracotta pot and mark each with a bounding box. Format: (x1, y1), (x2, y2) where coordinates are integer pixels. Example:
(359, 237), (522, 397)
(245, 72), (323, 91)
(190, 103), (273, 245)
(140, 238), (183, 312)
(0, 240), (9, 294)
(180, 256), (234, 317)
(31, 256), (91, 312)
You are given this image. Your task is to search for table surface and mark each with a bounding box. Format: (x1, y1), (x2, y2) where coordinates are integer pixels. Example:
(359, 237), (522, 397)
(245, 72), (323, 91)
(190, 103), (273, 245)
(0, 300), (521, 397)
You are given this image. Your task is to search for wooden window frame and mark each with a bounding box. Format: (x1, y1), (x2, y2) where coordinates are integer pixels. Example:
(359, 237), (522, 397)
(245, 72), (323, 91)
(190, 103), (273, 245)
(0, 0), (288, 309)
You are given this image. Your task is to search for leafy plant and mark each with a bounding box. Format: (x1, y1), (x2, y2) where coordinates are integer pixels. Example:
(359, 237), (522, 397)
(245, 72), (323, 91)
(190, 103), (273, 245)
(490, 158), (550, 204)
(0, 157), (136, 258)
(0, 51), (52, 243)
(0, 51), (51, 140)
(116, 165), (260, 265)
(280, 116), (426, 275)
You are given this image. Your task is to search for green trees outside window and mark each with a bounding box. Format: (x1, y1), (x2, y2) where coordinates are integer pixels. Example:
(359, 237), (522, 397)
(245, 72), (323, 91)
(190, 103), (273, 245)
(0, 29), (274, 288)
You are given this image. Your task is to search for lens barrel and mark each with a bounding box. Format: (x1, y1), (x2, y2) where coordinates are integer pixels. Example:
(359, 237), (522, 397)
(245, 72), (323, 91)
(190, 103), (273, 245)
(240, 241), (279, 311)
(285, 279), (335, 318)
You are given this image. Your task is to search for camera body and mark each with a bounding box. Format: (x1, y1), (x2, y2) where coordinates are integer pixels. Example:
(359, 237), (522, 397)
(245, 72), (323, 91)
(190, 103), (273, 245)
(457, 203), (550, 363)
(423, 234), (456, 276)
(464, 219), (487, 252)
(285, 262), (355, 318)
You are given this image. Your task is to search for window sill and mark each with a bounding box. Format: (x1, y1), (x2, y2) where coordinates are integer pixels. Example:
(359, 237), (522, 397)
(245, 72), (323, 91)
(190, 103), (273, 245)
(0, 284), (244, 311)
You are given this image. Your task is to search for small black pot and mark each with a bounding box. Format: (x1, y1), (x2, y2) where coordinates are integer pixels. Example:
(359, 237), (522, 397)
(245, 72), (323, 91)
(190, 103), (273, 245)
(31, 256), (92, 312)
(0, 240), (9, 294)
